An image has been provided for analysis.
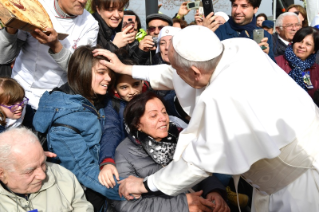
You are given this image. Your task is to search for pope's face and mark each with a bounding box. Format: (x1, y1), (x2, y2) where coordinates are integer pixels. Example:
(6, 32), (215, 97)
(168, 44), (210, 89)
(168, 44), (193, 87)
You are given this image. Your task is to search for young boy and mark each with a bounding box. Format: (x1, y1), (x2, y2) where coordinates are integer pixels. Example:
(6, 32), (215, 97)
(98, 61), (150, 188)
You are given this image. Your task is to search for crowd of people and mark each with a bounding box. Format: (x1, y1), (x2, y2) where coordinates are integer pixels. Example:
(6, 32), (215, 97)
(0, 0), (319, 211)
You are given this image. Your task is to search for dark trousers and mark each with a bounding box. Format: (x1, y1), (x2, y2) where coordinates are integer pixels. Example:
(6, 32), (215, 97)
(84, 187), (107, 212)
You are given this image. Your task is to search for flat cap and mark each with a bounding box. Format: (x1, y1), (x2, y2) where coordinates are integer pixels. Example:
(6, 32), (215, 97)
(262, 20), (274, 29)
(146, 13), (173, 26)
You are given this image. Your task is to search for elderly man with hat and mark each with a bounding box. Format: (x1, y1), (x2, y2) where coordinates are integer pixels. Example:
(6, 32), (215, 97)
(93, 25), (319, 212)
(261, 20), (274, 34)
(0, 127), (93, 211)
(138, 13), (174, 65)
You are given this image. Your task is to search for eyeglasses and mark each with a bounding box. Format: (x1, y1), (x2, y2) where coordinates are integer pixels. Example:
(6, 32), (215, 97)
(148, 25), (165, 32)
(282, 23), (302, 29)
(0, 97), (29, 113)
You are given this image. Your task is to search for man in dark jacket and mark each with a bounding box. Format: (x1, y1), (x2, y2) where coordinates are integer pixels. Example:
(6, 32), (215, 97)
(272, 12), (301, 57)
(214, 0), (275, 62)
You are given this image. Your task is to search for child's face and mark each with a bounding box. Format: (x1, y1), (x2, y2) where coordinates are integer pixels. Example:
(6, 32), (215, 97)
(0, 100), (25, 120)
(114, 75), (143, 102)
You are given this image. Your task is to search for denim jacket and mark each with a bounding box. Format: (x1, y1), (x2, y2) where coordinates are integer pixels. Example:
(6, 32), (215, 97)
(33, 86), (122, 201)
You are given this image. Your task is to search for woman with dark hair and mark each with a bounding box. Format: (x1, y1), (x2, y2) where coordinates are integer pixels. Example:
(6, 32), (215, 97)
(91, 0), (149, 64)
(288, 4), (308, 27)
(112, 91), (229, 212)
(33, 45), (123, 211)
(256, 13), (267, 28)
(276, 27), (319, 98)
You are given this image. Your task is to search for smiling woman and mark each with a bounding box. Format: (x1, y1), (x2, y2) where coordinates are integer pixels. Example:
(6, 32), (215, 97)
(33, 45), (123, 211)
(111, 91), (229, 212)
(275, 27), (319, 98)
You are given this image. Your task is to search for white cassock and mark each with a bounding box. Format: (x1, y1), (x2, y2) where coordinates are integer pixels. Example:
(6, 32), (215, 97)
(132, 38), (319, 212)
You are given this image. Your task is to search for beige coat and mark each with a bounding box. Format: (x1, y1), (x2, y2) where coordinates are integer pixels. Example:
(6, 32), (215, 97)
(0, 162), (93, 212)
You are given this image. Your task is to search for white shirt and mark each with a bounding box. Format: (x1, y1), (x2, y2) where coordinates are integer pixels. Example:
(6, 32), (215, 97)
(12, 0), (98, 109)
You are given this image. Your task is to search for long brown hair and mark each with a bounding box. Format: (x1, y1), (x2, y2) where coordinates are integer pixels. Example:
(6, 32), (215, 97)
(0, 78), (25, 126)
(287, 4), (308, 27)
(67, 45), (114, 104)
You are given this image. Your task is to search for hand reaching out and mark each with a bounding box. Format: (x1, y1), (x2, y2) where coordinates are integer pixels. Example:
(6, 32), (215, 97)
(206, 191), (230, 212)
(98, 164), (120, 188)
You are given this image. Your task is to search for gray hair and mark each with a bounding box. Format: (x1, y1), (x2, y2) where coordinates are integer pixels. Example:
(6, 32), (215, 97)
(171, 45), (224, 73)
(0, 127), (39, 172)
(275, 12), (300, 28)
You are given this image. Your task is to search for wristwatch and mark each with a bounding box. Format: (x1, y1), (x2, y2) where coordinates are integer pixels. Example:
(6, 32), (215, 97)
(143, 177), (151, 193)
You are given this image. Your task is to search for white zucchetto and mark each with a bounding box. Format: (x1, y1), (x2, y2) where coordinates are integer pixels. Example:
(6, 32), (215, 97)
(172, 25), (223, 61)
(156, 26), (181, 53)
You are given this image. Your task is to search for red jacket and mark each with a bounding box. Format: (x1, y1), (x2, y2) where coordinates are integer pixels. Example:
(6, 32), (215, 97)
(275, 55), (319, 98)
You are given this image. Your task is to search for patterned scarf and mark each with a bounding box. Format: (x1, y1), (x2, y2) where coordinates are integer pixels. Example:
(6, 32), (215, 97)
(284, 45), (316, 90)
(128, 122), (181, 166)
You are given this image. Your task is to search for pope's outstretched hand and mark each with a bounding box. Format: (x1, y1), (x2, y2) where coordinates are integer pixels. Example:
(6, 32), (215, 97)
(92, 49), (132, 76)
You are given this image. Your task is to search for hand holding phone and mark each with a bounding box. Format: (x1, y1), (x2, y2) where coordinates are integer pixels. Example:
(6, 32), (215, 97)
(122, 15), (136, 33)
(202, 0), (214, 17)
(253, 29), (264, 44)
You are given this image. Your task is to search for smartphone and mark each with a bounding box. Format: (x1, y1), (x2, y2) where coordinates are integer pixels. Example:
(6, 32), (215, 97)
(187, 1), (200, 10)
(122, 15), (136, 33)
(202, 0), (214, 17)
(253, 29), (264, 44)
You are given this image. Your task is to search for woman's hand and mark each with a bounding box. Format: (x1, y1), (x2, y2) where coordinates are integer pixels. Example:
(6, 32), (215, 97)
(206, 191), (230, 212)
(259, 37), (269, 54)
(92, 49), (132, 75)
(139, 35), (156, 52)
(98, 164), (119, 188)
(186, 190), (215, 212)
(112, 25), (136, 48)
(118, 175), (147, 200)
(44, 151), (57, 158)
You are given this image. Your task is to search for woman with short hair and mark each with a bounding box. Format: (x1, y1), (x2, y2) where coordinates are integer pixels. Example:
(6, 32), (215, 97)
(276, 27), (319, 98)
(91, 0), (149, 64)
(113, 91), (229, 212)
(256, 13), (267, 28)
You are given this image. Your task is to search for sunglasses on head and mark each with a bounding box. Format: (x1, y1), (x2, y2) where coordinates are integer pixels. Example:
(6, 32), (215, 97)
(148, 25), (164, 32)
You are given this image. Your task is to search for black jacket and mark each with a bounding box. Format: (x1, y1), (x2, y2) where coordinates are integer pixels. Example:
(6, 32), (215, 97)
(112, 136), (226, 212)
(272, 32), (288, 58)
(92, 12), (149, 65)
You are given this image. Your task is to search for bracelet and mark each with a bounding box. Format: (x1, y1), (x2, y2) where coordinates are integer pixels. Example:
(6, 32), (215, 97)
(143, 179), (151, 193)
(176, 14), (182, 19)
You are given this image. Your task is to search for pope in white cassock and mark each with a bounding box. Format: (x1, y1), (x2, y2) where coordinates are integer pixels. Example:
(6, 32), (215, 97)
(94, 25), (319, 212)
